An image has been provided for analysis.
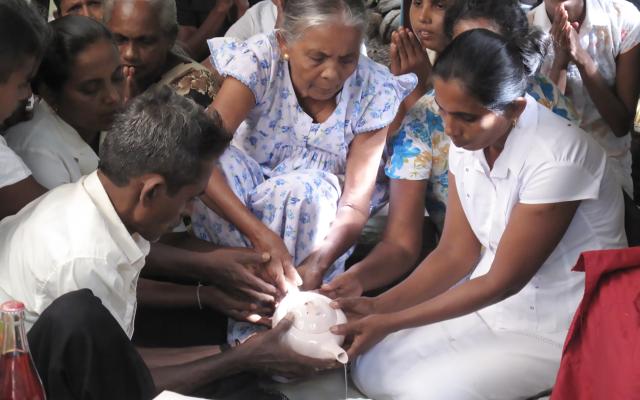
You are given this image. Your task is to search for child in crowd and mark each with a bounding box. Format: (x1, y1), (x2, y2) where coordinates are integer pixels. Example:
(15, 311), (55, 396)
(529, 0), (640, 196)
(0, 0), (49, 220)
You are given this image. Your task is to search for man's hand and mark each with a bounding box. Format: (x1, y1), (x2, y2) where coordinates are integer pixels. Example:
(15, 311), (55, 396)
(319, 271), (364, 299)
(123, 66), (138, 103)
(201, 248), (278, 306)
(241, 314), (340, 378)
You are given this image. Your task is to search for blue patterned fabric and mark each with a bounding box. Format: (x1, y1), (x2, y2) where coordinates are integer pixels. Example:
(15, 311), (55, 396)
(193, 32), (416, 342)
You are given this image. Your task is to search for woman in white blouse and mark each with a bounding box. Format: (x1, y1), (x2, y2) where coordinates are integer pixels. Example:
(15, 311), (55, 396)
(331, 29), (627, 399)
(6, 15), (123, 189)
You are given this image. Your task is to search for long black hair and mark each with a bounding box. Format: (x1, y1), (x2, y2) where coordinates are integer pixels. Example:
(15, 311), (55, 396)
(0, 0), (50, 82)
(33, 15), (114, 95)
(433, 28), (547, 112)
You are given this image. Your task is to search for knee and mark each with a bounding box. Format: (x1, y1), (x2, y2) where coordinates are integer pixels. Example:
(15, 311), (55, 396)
(281, 172), (341, 208)
(35, 289), (121, 339)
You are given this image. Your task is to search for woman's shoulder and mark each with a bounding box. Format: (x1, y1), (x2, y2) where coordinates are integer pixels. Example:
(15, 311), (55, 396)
(528, 100), (606, 172)
(5, 101), (59, 150)
(208, 31), (278, 64)
(348, 56), (417, 104)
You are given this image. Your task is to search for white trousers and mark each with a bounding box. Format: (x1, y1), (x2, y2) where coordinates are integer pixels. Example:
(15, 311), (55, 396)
(352, 312), (564, 400)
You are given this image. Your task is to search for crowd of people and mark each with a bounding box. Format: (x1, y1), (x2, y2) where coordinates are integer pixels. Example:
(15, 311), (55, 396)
(0, 0), (639, 398)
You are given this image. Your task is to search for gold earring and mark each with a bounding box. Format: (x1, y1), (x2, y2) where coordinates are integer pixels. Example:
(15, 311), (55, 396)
(511, 119), (517, 129)
(283, 53), (289, 61)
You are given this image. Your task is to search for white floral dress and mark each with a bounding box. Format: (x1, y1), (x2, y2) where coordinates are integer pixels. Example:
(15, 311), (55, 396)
(191, 32), (416, 340)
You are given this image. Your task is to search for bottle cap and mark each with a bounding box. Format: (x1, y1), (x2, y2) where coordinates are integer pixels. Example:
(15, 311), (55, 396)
(0, 300), (25, 313)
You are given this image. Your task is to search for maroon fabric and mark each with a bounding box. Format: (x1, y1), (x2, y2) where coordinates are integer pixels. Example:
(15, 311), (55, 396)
(551, 247), (640, 400)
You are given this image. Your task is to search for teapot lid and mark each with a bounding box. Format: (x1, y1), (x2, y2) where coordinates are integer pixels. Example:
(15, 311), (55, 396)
(283, 292), (338, 334)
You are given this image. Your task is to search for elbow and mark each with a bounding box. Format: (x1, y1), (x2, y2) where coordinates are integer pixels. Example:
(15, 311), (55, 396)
(610, 113), (634, 137)
(612, 124), (631, 137)
(481, 274), (528, 303)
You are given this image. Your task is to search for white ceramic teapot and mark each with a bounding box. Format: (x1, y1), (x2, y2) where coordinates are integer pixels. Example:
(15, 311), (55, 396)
(272, 290), (349, 364)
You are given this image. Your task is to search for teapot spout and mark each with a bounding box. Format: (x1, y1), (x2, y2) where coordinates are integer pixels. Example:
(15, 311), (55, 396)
(322, 343), (349, 364)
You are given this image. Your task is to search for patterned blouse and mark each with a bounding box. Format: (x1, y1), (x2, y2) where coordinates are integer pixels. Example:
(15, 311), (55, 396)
(207, 32), (417, 179)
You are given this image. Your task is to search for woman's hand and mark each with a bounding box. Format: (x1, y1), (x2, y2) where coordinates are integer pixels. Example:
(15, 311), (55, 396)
(330, 313), (390, 359)
(319, 271), (364, 299)
(254, 232), (302, 297)
(390, 27), (431, 88)
(200, 284), (272, 326)
(330, 295), (377, 321)
(297, 251), (328, 291)
(550, 5), (587, 67)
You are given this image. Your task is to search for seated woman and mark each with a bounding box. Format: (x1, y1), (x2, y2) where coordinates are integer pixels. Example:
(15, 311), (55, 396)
(529, 0), (640, 197)
(6, 15), (123, 189)
(104, 0), (221, 106)
(322, 0), (579, 299)
(191, 0), (416, 340)
(330, 28), (627, 399)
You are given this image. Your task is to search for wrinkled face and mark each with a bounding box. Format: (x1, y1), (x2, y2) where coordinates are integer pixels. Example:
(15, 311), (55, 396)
(58, 0), (104, 21)
(51, 39), (124, 134)
(409, 0), (450, 52)
(108, 0), (173, 87)
(434, 77), (513, 151)
(0, 57), (36, 124)
(137, 160), (214, 242)
(452, 17), (502, 39)
(280, 23), (361, 102)
(544, 0), (585, 24)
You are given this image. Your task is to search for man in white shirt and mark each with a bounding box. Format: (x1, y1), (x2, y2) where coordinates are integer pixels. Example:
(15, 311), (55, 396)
(1, 85), (335, 398)
(0, 0), (49, 220)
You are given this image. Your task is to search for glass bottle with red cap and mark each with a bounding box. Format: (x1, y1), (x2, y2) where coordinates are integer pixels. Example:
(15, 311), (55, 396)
(0, 300), (46, 399)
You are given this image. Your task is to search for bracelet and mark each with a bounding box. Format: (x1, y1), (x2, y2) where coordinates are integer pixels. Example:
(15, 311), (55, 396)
(196, 282), (203, 310)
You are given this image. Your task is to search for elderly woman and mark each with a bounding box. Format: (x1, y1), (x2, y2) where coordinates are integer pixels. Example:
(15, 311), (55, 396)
(6, 15), (123, 189)
(191, 0), (416, 341)
(104, 0), (221, 106)
(331, 28), (626, 399)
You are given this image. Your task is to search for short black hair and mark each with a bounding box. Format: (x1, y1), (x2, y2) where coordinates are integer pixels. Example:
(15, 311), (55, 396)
(99, 85), (231, 194)
(0, 0), (51, 82)
(33, 15), (114, 96)
(443, 0), (529, 40)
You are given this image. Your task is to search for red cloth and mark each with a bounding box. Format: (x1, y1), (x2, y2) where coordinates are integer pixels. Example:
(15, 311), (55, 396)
(551, 247), (640, 400)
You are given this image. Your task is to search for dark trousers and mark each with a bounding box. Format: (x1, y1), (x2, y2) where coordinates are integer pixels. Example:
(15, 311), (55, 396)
(27, 289), (156, 400)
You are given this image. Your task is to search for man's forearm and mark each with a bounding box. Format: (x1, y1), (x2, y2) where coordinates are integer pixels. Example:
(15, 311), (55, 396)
(149, 344), (253, 394)
(144, 240), (208, 281)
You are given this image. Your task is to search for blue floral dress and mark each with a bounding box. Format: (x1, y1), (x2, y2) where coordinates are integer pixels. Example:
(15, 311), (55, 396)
(191, 33), (415, 340)
(386, 75), (578, 233)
